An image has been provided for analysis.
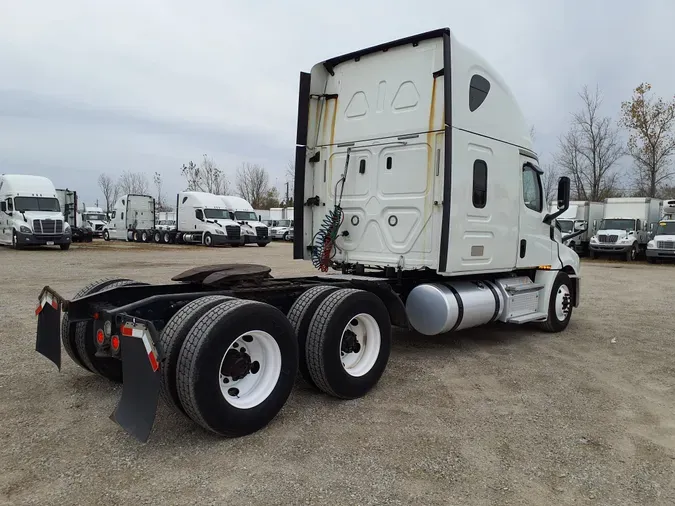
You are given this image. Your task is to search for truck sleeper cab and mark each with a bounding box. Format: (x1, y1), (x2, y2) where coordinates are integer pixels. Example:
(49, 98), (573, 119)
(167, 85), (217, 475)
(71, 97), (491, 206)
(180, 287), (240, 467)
(34, 29), (580, 443)
(0, 174), (72, 250)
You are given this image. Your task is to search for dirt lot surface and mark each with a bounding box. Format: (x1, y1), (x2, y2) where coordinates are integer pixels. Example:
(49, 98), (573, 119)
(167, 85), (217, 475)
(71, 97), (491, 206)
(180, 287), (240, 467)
(1, 241), (674, 505)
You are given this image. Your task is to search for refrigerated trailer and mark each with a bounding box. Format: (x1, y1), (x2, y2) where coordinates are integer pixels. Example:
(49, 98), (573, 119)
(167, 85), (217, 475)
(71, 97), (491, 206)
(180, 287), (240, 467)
(55, 189), (94, 243)
(35, 28), (580, 443)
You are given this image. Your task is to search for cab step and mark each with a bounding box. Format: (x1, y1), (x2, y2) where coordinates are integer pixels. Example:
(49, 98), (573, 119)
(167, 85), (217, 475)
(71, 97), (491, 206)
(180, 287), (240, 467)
(507, 312), (547, 324)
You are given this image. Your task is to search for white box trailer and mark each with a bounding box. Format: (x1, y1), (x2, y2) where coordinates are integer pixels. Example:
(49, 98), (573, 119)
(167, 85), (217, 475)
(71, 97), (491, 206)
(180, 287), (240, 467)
(55, 189), (94, 243)
(646, 198), (675, 263)
(550, 200), (604, 256)
(0, 174), (72, 250)
(35, 29), (581, 443)
(590, 197), (662, 260)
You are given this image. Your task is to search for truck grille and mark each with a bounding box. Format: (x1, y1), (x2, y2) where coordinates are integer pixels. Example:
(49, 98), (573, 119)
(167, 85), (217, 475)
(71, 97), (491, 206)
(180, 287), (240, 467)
(598, 234), (618, 243)
(256, 227), (268, 239)
(33, 219), (63, 235)
(225, 225), (241, 239)
(657, 241), (675, 249)
(95, 224), (104, 231)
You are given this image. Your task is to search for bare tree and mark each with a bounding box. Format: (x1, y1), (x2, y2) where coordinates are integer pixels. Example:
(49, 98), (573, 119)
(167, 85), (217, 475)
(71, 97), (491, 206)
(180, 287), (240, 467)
(118, 171), (149, 195)
(180, 154), (230, 194)
(153, 172), (172, 211)
(619, 83), (675, 197)
(97, 173), (119, 216)
(542, 163), (560, 205)
(554, 85), (623, 201)
(236, 163), (270, 208)
(285, 160), (295, 205)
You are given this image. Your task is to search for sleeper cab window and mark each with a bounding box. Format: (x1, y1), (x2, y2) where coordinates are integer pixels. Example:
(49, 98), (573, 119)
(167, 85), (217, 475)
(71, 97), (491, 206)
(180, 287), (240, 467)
(472, 160), (487, 208)
(522, 164), (543, 212)
(469, 75), (490, 112)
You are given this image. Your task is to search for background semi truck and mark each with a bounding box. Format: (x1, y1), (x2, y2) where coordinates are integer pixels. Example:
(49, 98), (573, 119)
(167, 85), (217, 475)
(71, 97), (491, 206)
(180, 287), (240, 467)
(646, 199), (675, 263)
(550, 200), (604, 256)
(55, 188), (94, 243)
(589, 197), (662, 260)
(103, 192), (243, 246)
(35, 28), (580, 443)
(221, 195), (270, 246)
(0, 174), (72, 250)
(80, 204), (108, 238)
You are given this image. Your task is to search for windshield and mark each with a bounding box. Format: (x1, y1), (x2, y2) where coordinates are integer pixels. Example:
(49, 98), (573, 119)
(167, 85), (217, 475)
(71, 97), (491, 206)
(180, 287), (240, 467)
(276, 220), (292, 228)
(204, 209), (230, 220)
(655, 221), (675, 235)
(234, 211), (257, 221)
(84, 213), (106, 221)
(600, 219), (635, 231)
(557, 220), (574, 233)
(14, 197), (60, 212)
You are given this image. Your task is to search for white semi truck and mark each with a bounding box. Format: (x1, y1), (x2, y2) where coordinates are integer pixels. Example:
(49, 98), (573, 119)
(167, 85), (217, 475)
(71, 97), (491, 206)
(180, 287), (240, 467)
(55, 189), (94, 243)
(0, 174), (72, 250)
(550, 200), (604, 256)
(80, 204), (108, 238)
(589, 197), (662, 261)
(221, 196), (270, 247)
(646, 199), (675, 263)
(35, 29), (580, 443)
(103, 192), (243, 246)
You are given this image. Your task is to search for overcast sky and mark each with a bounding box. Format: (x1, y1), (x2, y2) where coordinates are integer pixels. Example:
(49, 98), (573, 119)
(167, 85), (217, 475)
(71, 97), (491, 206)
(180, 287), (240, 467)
(1, 0), (673, 205)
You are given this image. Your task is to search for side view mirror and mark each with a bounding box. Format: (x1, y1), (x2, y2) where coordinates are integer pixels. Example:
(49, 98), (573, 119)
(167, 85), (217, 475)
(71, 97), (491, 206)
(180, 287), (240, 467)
(557, 176), (571, 209)
(575, 222), (587, 231)
(0, 202), (5, 212)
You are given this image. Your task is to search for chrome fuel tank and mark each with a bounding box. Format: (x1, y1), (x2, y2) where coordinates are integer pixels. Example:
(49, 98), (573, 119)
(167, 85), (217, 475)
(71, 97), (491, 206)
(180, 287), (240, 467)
(405, 280), (505, 335)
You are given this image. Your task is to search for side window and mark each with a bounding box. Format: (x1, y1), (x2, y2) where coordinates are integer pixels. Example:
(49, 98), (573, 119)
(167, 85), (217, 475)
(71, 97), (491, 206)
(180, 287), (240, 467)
(522, 165), (543, 212)
(111, 211), (116, 219)
(472, 160), (488, 208)
(636, 219), (641, 231)
(7, 198), (13, 212)
(469, 75), (490, 112)
(195, 209), (204, 221)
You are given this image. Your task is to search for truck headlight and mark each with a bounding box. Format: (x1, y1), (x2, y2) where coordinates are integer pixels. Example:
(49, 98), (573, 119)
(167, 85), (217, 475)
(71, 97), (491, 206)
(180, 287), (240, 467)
(215, 229), (224, 235)
(647, 240), (655, 249)
(19, 225), (31, 234)
(620, 236), (633, 243)
(590, 236), (598, 244)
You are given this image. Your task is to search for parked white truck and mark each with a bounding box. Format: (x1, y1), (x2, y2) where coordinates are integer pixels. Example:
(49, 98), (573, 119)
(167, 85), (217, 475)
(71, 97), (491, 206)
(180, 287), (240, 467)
(646, 199), (675, 263)
(35, 29), (580, 443)
(589, 197), (662, 261)
(0, 174), (72, 250)
(55, 189), (94, 243)
(80, 204), (108, 238)
(104, 192), (244, 246)
(550, 200), (604, 256)
(221, 196), (270, 246)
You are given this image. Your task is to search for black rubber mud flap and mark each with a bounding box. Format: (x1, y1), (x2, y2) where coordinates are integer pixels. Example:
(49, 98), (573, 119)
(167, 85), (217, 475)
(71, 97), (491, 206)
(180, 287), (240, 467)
(110, 323), (161, 443)
(35, 291), (62, 370)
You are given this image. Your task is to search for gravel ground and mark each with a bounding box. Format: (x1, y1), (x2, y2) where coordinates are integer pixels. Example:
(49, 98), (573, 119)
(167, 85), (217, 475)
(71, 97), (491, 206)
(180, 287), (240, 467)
(1, 241), (674, 506)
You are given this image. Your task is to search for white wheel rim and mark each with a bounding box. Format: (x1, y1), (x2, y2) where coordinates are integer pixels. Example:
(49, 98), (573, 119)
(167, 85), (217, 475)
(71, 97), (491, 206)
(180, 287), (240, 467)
(339, 313), (381, 377)
(555, 285), (571, 321)
(205, 235), (212, 245)
(219, 330), (281, 409)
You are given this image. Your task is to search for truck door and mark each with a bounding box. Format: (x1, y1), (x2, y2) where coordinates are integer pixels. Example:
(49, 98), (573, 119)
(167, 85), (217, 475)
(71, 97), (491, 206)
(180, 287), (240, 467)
(517, 157), (554, 268)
